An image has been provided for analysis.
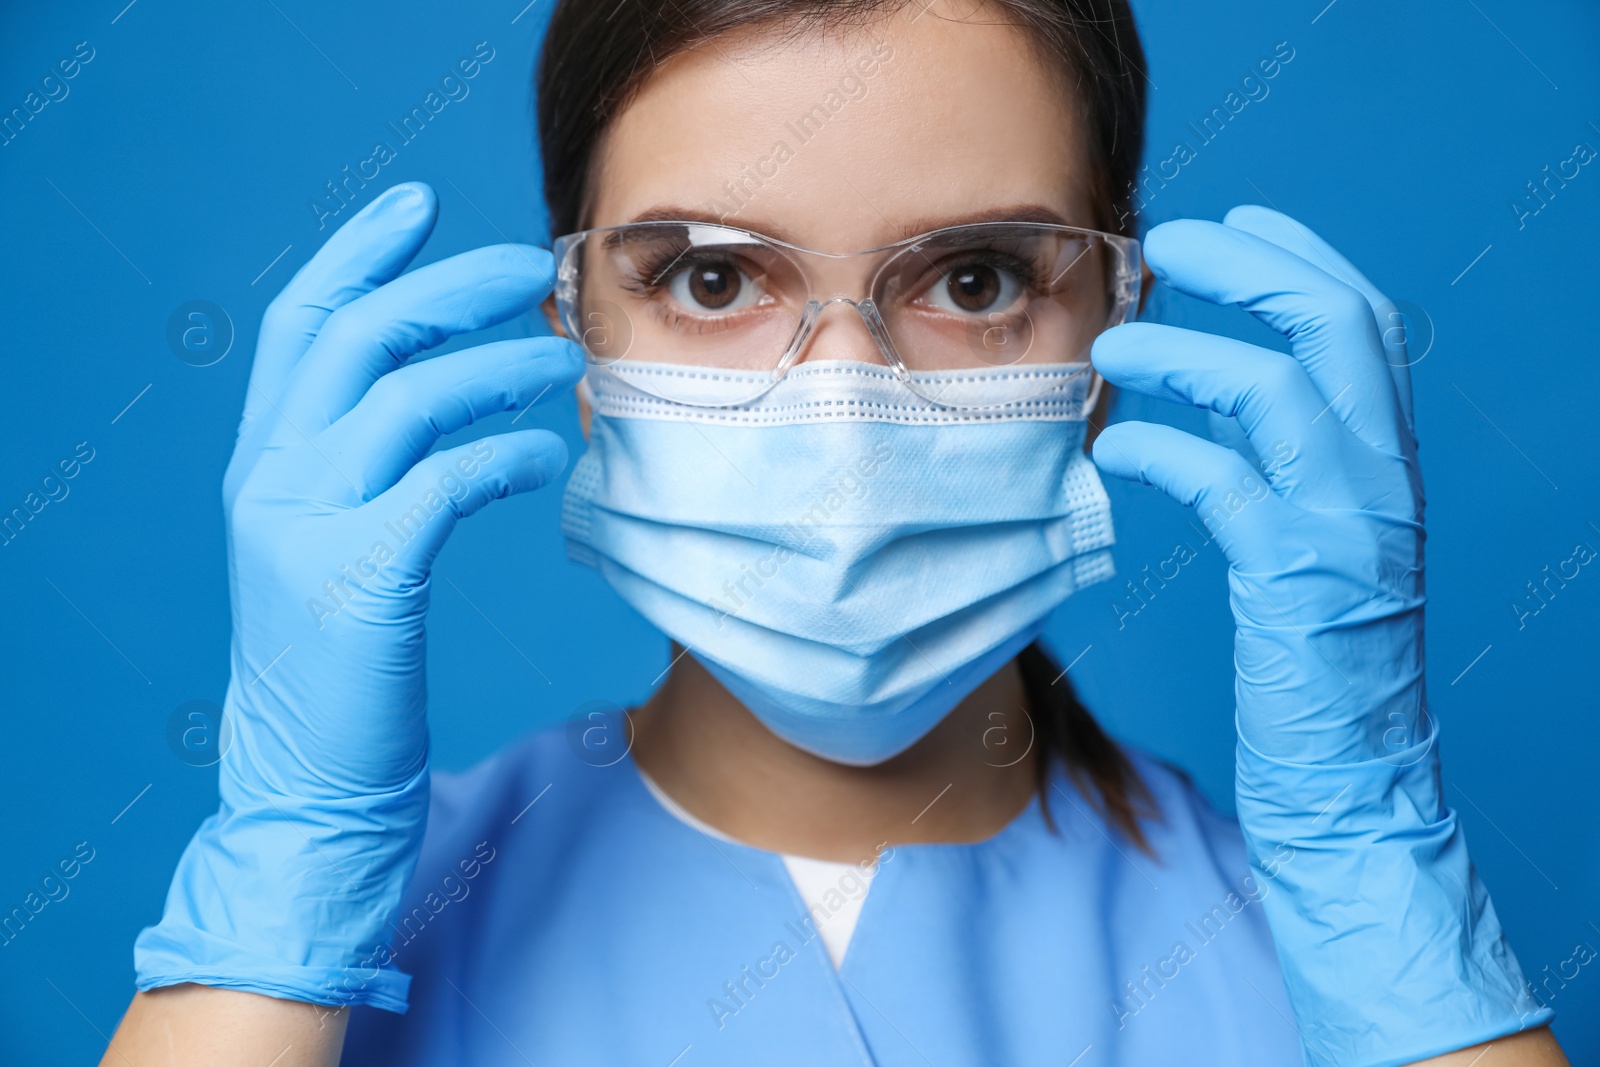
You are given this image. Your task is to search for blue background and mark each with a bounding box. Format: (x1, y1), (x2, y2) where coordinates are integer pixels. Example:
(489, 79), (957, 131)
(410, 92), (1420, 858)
(2, 0), (1596, 1061)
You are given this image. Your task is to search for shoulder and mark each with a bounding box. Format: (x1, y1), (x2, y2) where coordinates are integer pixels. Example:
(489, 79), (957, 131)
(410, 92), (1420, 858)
(422, 722), (573, 838)
(1057, 746), (1294, 1035)
(1123, 746), (1249, 865)
(1118, 745), (1268, 896)
(1037, 743), (1266, 908)
(345, 719), (643, 1057)
(411, 715), (633, 891)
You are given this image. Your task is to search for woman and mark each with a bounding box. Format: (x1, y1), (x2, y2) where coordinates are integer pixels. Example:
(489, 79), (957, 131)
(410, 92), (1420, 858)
(106, 1), (1568, 1064)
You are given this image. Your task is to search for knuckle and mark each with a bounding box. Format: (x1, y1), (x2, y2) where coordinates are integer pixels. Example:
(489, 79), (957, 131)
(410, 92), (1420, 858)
(430, 460), (476, 518)
(316, 304), (367, 351)
(258, 296), (305, 348)
(365, 367), (415, 415)
(1326, 282), (1373, 329)
(1251, 355), (1303, 401)
(1195, 452), (1237, 490)
(260, 288), (335, 343)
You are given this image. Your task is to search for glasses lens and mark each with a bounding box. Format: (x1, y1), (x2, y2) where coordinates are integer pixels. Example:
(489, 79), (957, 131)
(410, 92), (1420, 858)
(559, 222), (807, 405)
(871, 224), (1136, 406)
(556, 221), (1138, 409)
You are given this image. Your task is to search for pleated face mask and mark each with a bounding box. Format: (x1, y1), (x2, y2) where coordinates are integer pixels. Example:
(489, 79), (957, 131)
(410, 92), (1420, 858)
(562, 359), (1117, 765)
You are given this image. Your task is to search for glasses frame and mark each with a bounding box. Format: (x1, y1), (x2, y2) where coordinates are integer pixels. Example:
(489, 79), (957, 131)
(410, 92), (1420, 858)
(551, 218), (1143, 409)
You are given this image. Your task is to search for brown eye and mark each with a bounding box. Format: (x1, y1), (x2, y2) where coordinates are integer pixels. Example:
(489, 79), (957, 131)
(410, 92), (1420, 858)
(924, 259), (1024, 317)
(661, 254), (762, 317)
(946, 265), (1003, 312)
(684, 263), (741, 310)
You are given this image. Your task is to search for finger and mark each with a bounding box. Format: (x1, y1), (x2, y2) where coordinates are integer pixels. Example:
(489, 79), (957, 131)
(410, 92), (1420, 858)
(1091, 323), (1355, 505)
(1206, 410), (1261, 469)
(316, 337), (583, 500)
(1222, 204), (1414, 432)
(269, 244), (557, 447)
(372, 430), (570, 572)
(1143, 218), (1408, 458)
(244, 183), (438, 430)
(1092, 420), (1291, 564)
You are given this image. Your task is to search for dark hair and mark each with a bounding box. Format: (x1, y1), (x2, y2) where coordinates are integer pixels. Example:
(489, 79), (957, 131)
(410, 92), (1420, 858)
(535, 0), (1158, 850)
(1016, 640), (1157, 852)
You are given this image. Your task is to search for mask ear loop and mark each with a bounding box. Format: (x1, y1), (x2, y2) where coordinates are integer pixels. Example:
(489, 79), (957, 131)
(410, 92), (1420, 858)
(1080, 235), (1140, 421)
(1081, 367), (1105, 421)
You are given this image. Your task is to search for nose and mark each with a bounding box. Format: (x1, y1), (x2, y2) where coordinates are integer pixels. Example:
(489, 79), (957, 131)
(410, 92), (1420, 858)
(792, 297), (888, 366)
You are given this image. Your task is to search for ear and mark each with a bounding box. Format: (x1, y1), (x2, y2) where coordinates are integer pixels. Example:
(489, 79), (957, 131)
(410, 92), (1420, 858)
(540, 294), (590, 437)
(541, 294), (567, 338)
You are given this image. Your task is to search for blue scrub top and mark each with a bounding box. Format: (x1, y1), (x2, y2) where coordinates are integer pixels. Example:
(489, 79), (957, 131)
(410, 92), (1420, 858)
(343, 718), (1303, 1065)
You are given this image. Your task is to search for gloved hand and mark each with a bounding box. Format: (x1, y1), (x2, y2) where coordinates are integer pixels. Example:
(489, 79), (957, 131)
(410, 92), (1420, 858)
(1091, 206), (1551, 1066)
(134, 182), (583, 1010)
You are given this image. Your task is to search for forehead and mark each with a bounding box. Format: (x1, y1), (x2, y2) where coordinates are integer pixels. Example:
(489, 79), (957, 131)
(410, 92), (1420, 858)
(586, 4), (1092, 251)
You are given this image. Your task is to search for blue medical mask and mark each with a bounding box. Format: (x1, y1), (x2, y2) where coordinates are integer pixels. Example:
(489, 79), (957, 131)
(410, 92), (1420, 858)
(562, 359), (1116, 765)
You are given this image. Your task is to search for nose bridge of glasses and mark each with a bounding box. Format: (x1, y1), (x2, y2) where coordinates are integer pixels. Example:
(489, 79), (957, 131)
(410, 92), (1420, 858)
(778, 240), (907, 369)
(788, 241), (887, 303)
(779, 295), (902, 373)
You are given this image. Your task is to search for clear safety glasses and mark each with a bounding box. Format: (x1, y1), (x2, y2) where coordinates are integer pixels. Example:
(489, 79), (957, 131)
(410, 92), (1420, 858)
(551, 219), (1142, 408)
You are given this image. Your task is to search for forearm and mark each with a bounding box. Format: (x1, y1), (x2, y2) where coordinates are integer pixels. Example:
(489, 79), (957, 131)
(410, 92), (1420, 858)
(1236, 720), (1555, 1065)
(103, 985), (346, 1067)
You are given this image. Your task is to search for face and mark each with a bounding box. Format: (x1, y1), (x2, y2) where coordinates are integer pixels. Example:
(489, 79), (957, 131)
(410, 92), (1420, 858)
(557, 1), (1107, 411)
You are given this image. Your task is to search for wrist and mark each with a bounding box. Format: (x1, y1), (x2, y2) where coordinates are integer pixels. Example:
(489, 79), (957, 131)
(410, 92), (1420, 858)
(1234, 718), (1551, 1066)
(134, 763), (430, 1012)
(1233, 617), (1426, 765)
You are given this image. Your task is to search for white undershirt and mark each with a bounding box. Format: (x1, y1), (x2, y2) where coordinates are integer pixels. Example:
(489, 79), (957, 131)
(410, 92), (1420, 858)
(636, 768), (877, 969)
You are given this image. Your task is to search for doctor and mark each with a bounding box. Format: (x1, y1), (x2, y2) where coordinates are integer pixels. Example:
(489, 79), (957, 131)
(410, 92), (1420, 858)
(108, 0), (1567, 1064)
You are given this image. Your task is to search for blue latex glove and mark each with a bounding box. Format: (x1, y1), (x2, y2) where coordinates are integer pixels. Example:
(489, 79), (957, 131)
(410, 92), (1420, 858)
(134, 183), (583, 1010)
(1091, 206), (1552, 1066)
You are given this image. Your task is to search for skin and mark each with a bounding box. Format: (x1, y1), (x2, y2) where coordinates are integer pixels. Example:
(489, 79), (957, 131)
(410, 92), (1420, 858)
(103, 5), (1567, 1064)
(582, 0), (1090, 865)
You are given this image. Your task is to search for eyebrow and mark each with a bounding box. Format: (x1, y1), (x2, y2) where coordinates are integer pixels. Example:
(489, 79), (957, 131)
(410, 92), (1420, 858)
(623, 206), (805, 244)
(622, 203), (1079, 246)
(897, 205), (1077, 236)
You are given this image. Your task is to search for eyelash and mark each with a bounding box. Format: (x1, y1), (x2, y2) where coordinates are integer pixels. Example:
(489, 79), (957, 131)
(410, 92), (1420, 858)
(615, 250), (758, 335)
(920, 249), (1044, 297)
(619, 249), (747, 296)
(615, 245), (1050, 317)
